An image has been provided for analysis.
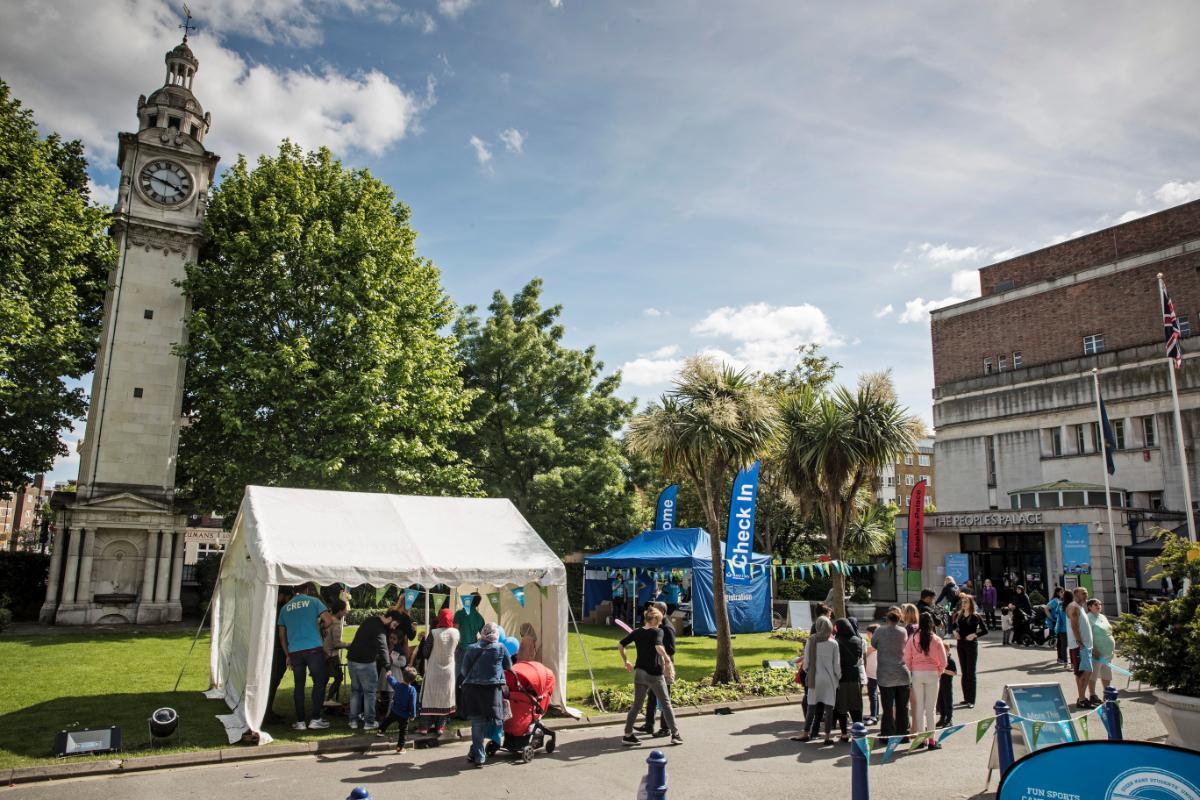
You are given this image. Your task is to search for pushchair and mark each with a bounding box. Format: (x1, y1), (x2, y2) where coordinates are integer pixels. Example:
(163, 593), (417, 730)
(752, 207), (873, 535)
(486, 660), (558, 763)
(1027, 605), (1053, 647)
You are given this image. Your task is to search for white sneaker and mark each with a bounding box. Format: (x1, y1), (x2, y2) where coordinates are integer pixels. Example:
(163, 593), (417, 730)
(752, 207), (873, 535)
(363, 721), (380, 731)
(308, 718), (331, 730)
(292, 721), (308, 731)
(348, 720), (359, 729)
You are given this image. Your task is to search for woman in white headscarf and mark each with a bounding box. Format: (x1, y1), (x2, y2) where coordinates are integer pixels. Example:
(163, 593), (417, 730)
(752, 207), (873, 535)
(459, 622), (513, 767)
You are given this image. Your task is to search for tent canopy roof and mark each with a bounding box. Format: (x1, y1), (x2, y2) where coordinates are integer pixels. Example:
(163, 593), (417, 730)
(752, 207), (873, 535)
(583, 527), (771, 570)
(228, 486), (566, 588)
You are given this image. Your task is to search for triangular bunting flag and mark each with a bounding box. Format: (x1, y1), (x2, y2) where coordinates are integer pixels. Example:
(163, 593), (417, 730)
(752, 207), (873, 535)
(538, 584), (549, 598)
(855, 736), (873, 761)
(1030, 721), (1044, 749)
(938, 724), (964, 743)
(880, 737), (900, 764)
(431, 592), (446, 610)
(461, 595), (474, 612)
(487, 591), (501, 613)
(1079, 715), (1089, 740)
(511, 587), (525, 607)
(403, 588), (419, 609)
(907, 734), (926, 752)
(375, 586), (388, 606)
(1057, 720), (1074, 740)
(975, 717), (994, 743)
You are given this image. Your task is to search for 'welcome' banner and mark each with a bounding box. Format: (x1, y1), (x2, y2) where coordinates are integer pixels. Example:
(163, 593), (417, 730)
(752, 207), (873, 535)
(907, 479), (926, 570)
(655, 484), (678, 530)
(725, 461), (761, 584)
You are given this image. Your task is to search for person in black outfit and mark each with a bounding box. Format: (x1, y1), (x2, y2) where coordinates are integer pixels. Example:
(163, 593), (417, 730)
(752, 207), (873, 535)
(952, 594), (988, 707)
(264, 586), (295, 724)
(1009, 585), (1034, 645)
(832, 618), (864, 741)
(936, 642), (957, 727)
(639, 601), (676, 736)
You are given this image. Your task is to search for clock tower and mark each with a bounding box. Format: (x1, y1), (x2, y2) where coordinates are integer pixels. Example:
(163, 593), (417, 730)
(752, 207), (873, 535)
(41, 30), (220, 624)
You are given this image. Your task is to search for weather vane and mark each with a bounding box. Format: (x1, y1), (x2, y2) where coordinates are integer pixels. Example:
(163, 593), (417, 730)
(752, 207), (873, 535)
(179, 4), (197, 42)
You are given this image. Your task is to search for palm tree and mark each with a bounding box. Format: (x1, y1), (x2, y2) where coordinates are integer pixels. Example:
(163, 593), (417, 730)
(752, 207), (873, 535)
(627, 357), (777, 683)
(777, 375), (920, 619)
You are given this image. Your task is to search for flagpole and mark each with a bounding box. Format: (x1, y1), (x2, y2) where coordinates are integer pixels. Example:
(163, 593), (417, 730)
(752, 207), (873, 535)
(1091, 368), (1122, 615)
(1158, 273), (1198, 545)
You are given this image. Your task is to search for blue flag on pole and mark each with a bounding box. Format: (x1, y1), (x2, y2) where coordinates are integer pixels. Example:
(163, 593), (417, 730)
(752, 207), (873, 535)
(724, 461), (761, 584)
(1099, 394), (1117, 475)
(511, 586), (525, 607)
(654, 484), (679, 530)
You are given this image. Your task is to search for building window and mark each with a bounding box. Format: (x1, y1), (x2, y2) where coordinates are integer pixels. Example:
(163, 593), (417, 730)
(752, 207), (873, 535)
(984, 357), (993, 375)
(998, 354), (1007, 372)
(918, 454), (930, 466)
(196, 542), (225, 557)
(1091, 422), (1100, 452)
(133, 387), (143, 398)
(1083, 334), (1105, 355)
(1013, 351), (1023, 369)
(144, 309), (154, 320)
(1181, 317), (1193, 338)
(1051, 428), (1063, 457)
(904, 454), (913, 466)
(1142, 416), (1157, 447)
(920, 474), (931, 486)
(1150, 491), (1164, 511)
(986, 435), (997, 487)
(1113, 418), (1126, 449)
(905, 475), (915, 486)
(1074, 424), (1087, 454)
(167, 116), (181, 130)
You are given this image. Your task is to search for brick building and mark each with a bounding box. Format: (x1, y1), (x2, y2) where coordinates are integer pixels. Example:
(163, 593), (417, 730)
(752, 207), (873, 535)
(915, 199), (1200, 611)
(876, 437), (936, 509)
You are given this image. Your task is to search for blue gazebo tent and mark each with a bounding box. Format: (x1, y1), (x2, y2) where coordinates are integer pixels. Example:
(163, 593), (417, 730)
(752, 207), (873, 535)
(583, 528), (772, 635)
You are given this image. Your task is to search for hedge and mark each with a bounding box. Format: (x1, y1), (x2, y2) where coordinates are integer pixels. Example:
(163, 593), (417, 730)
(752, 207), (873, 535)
(0, 552), (49, 621)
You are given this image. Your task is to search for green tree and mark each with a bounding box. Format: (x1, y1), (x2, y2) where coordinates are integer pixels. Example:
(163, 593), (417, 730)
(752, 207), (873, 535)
(0, 80), (112, 495)
(453, 279), (645, 553)
(177, 142), (477, 516)
(627, 356), (778, 683)
(777, 371), (921, 618)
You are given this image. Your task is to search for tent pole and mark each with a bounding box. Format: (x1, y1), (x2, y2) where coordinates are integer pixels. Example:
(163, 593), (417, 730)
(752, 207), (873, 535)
(424, 585), (430, 629)
(567, 599), (604, 713)
(173, 593), (215, 693)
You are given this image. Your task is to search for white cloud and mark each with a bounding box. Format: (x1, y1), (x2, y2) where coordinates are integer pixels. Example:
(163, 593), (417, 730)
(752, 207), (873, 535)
(498, 128), (525, 154)
(88, 180), (118, 207)
(691, 302), (841, 372)
(646, 345), (679, 359)
(898, 296), (966, 324)
(0, 1), (431, 164)
(950, 269), (981, 297)
(398, 9), (437, 33)
(1153, 180), (1200, 206)
(915, 242), (989, 266)
(620, 357), (683, 386)
(874, 304), (893, 319)
(437, 0), (474, 19)
(468, 135), (493, 167)
(642, 307), (667, 317)
(549, 0), (563, 6)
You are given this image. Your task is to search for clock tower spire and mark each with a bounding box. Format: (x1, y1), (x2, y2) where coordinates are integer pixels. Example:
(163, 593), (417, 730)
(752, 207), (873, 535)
(42, 25), (221, 625)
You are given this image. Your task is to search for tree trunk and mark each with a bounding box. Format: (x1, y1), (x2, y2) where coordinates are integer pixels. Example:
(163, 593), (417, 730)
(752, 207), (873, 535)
(827, 498), (847, 620)
(703, 473), (739, 684)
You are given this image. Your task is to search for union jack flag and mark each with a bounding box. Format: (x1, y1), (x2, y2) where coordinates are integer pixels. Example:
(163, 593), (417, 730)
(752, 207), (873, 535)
(1163, 281), (1183, 368)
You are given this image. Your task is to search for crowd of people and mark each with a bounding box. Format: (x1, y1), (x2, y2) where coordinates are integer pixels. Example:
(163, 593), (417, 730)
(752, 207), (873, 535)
(269, 583), (541, 766)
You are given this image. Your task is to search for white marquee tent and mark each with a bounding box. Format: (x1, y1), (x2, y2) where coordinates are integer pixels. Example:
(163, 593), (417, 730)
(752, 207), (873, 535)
(206, 486), (569, 744)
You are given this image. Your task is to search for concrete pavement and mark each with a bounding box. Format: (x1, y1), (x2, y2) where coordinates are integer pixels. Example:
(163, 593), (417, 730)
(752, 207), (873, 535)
(2, 638), (1165, 800)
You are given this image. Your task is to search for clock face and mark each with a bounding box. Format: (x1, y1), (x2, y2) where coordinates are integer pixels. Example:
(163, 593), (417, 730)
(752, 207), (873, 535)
(139, 160), (193, 206)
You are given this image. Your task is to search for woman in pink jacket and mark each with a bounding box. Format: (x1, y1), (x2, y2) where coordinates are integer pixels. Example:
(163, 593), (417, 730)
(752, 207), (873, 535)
(904, 611), (948, 750)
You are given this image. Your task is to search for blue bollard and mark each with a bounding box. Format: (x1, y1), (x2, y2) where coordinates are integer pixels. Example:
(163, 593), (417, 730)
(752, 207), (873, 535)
(644, 749), (668, 800)
(994, 700), (1015, 775)
(1102, 686), (1123, 740)
(346, 789), (371, 800)
(850, 721), (869, 800)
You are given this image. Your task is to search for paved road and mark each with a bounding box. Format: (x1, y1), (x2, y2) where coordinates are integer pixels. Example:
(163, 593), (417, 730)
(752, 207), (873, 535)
(3, 639), (1164, 800)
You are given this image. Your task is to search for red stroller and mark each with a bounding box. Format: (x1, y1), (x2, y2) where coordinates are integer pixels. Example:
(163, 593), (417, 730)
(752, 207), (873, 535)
(486, 660), (557, 763)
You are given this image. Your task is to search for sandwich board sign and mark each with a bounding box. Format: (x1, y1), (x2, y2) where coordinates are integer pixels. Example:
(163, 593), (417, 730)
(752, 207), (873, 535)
(988, 683), (1078, 782)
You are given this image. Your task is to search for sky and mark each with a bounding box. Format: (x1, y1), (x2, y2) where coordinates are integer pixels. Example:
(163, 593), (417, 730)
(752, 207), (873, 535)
(2, 0), (1199, 487)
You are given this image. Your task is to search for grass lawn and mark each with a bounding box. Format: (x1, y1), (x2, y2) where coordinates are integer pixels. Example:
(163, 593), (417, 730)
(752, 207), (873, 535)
(0, 623), (798, 769)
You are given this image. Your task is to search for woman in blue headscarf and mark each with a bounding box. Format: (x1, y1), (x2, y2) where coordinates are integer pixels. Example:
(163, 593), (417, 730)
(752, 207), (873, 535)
(458, 622), (513, 767)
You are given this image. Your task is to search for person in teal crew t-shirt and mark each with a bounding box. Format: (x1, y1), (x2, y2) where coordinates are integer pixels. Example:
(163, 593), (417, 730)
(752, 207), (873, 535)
(278, 583), (334, 730)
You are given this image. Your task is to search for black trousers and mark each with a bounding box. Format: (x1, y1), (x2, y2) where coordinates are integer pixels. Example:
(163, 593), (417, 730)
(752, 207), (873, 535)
(879, 684), (910, 738)
(266, 647), (288, 717)
(290, 647), (327, 723)
(1056, 632), (1068, 663)
(937, 677), (954, 722)
(958, 639), (979, 704)
(379, 713), (411, 748)
(805, 701), (833, 737)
